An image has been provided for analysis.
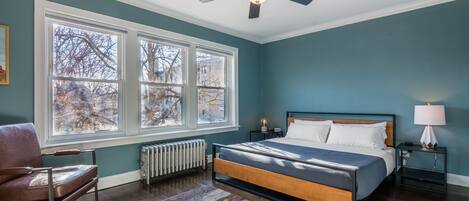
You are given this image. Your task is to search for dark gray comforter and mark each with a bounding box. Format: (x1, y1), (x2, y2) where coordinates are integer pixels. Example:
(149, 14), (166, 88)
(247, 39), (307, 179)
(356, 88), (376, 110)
(219, 140), (387, 200)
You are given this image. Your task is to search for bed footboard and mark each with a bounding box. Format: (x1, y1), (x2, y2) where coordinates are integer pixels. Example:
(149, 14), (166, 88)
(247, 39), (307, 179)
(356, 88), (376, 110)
(212, 143), (358, 201)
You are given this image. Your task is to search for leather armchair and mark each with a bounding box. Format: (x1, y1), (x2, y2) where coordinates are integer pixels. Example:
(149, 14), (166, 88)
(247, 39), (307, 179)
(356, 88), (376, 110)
(0, 123), (99, 201)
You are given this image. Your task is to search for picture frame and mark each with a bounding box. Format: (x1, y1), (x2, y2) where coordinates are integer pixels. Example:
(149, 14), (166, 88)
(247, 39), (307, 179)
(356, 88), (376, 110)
(0, 24), (10, 85)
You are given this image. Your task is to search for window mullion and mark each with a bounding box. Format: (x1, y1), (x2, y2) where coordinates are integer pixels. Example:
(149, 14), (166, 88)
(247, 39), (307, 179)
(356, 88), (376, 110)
(124, 30), (139, 136)
(187, 44), (198, 129)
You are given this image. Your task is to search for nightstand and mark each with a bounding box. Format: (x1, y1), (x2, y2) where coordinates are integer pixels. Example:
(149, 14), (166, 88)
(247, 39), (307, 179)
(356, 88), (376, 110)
(249, 130), (284, 142)
(396, 143), (447, 193)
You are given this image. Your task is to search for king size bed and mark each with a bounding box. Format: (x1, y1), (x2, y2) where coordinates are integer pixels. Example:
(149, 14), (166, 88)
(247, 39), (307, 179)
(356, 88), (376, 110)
(212, 112), (397, 201)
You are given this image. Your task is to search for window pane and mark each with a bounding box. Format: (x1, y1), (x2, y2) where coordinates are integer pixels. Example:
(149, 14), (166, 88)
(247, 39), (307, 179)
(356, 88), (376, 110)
(197, 51), (225, 87)
(198, 88), (225, 123)
(141, 85), (183, 128)
(52, 23), (119, 80)
(52, 80), (119, 135)
(140, 39), (184, 84)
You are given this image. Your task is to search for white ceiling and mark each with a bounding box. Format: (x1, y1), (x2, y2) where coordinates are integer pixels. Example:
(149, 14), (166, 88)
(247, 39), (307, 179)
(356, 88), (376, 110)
(118, 0), (452, 43)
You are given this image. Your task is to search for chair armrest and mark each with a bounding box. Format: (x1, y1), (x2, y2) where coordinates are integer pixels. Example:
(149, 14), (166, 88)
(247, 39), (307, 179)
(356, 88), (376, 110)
(52, 149), (81, 156)
(0, 167), (33, 175)
(43, 149), (94, 156)
(43, 149), (97, 165)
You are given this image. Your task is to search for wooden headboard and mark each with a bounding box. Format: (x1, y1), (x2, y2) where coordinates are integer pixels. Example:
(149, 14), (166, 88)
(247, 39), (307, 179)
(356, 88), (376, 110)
(286, 112), (396, 147)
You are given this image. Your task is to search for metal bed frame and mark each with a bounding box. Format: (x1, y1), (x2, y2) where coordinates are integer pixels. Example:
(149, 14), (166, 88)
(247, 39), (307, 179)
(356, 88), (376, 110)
(212, 111), (396, 201)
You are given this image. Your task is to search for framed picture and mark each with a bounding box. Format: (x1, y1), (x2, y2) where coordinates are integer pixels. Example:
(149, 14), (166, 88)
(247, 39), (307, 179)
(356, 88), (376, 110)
(0, 24), (10, 85)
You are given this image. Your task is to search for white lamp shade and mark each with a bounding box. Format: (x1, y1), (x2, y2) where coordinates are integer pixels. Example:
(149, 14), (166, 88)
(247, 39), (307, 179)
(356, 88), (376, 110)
(414, 105), (446, 126)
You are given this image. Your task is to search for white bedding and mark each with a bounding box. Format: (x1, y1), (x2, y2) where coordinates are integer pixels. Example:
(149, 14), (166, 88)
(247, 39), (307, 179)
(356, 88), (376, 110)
(267, 138), (396, 176)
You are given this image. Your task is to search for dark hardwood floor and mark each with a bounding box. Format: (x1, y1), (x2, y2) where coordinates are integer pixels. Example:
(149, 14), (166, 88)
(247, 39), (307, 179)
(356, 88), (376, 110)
(79, 168), (469, 201)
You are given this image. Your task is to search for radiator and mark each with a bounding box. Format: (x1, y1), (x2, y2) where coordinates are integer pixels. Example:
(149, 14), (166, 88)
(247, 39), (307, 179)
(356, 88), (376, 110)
(140, 139), (207, 184)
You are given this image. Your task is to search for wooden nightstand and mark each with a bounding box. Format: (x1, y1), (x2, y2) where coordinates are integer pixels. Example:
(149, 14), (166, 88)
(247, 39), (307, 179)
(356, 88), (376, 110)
(396, 143), (447, 193)
(249, 130), (284, 142)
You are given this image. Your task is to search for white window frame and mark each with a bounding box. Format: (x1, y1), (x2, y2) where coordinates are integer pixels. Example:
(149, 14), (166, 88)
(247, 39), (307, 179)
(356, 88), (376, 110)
(138, 35), (189, 132)
(35, 0), (239, 151)
(196, 48), (233, 127)
(44, 17), (126, 145)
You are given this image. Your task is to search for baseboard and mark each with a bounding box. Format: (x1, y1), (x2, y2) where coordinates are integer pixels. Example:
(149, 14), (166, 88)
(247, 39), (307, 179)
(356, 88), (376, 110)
(448, 173), (469, 188)
(97, 170), (141, 190)
(93, 154), (214, 191)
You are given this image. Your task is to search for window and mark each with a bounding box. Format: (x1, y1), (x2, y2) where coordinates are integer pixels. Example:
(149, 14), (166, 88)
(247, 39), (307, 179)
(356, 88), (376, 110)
(197, 49), (227, 124)
(139, 38), (187, 128)
(36, 2), (238, 148)
(49, 20), (122, 136)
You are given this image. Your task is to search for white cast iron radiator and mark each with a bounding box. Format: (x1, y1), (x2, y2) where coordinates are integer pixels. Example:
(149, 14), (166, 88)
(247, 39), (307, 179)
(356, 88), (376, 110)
(140, 139), (207, 184)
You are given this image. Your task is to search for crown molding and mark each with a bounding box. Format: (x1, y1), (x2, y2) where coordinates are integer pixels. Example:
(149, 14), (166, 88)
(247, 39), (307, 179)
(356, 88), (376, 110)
(117, 0), (263, 43)
(118, 0), (453, 44)
(260, 0), (454, 43)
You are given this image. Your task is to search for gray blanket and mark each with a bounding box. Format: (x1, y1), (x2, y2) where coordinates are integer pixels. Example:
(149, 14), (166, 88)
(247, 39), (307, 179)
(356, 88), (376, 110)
(219, 141), (387, 200)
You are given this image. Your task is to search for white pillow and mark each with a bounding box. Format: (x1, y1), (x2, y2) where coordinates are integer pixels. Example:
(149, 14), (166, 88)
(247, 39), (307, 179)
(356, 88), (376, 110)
(295, 119), (333, 126)
(286, 123), (331, 143)
(334, 122), (388, 139)
(326, 124), (387, 149)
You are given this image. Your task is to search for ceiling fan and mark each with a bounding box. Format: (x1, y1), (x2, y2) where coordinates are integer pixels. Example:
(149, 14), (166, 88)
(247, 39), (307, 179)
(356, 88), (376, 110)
(200, 0), (313, 19)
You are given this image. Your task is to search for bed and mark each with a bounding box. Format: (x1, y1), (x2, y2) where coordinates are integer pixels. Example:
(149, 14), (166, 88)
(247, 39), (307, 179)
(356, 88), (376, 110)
(212, 112), (396, 201)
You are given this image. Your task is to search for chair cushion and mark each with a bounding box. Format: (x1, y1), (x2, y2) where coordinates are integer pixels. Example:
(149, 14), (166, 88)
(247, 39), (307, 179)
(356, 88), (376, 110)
(0, 165), (97, 201)
(0, 123), (42, 184)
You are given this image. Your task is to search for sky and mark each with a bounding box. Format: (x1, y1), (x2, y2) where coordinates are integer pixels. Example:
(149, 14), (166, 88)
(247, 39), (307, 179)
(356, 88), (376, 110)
(0, 28), (5, 67)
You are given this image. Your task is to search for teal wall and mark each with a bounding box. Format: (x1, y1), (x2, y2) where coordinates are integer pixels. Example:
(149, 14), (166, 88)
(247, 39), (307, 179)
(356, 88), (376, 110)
(260, 1), (469, 176)
(2, 0), (469, 178)
(0, 0), (261, 177)
(0, 0), (34, 124)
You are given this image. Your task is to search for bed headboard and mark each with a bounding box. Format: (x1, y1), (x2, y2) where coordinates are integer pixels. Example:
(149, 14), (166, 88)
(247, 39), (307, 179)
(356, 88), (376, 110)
(286, 112), (396, 147)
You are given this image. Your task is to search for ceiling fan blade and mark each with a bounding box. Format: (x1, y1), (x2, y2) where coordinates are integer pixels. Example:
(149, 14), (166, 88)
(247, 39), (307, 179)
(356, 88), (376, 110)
(249, 2), (261, 19)
(290, 0), (313, 5)
(199, 0), (214, 3)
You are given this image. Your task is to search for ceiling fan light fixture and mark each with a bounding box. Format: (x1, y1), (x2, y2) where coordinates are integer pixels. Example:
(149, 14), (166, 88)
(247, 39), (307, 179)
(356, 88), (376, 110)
(250, 0), (266, 5)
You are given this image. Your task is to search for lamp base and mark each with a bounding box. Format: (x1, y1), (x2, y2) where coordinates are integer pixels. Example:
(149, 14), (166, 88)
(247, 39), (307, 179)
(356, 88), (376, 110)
(420, 125), (438, 150)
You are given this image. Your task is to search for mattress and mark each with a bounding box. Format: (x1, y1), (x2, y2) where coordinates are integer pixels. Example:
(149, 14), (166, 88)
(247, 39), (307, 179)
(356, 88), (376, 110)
(218, 138), (395, 200)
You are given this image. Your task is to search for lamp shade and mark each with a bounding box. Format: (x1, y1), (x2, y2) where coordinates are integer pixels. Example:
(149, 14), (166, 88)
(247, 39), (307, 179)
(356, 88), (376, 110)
(414, 105), (446, 126)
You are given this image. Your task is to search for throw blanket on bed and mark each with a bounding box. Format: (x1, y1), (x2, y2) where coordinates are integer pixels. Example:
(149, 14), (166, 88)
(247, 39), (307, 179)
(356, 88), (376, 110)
(219, 141), (387, 200)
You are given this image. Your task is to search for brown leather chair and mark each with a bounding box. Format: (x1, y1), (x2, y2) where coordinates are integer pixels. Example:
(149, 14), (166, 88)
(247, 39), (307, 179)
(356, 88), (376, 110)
(0, 123), (99, 201)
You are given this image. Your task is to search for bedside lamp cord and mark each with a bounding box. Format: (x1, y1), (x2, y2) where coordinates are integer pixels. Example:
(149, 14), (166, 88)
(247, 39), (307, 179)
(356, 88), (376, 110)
(433, 153), (437, 169)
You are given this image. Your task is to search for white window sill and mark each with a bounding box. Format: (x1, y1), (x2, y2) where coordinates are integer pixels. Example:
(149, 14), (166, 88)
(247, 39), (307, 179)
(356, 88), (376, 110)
(41, 125), (240, 153)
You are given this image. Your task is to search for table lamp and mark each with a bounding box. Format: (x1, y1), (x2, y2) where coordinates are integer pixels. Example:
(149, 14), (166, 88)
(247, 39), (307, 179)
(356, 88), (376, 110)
(260, 118), (268, 132)
(414, 104), (446, 149)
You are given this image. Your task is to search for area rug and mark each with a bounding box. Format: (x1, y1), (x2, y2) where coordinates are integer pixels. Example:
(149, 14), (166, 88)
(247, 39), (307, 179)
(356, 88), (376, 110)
(161, 185), (249, 201)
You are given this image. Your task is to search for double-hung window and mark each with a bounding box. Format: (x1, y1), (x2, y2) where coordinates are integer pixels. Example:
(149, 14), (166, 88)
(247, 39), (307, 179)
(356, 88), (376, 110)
(47, 18), (123, 141)
(139, 37), (187, 128)
(36, 2), (238, 148)
(197, 49), (228, 124)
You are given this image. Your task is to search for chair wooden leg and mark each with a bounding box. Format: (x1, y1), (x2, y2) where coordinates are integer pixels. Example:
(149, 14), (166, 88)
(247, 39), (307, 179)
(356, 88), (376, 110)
(94, 185), (99, 201)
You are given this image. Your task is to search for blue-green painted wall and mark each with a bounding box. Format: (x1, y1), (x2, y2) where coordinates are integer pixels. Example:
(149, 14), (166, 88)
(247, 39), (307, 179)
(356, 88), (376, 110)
(260, 1), (469, 176)
(2, 0), (469, 178)
(0, 0), (261, 177)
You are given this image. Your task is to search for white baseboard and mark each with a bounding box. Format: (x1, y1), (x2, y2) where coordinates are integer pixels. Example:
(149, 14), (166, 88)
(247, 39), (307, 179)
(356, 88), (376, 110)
(97, 170), (141, 190)
(448, 173), (469, 188)
(94, 154), (214, 191)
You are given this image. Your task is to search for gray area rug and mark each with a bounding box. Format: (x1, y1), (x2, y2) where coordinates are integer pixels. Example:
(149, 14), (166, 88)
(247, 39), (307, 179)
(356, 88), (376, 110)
(161, 185), (249, 201)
